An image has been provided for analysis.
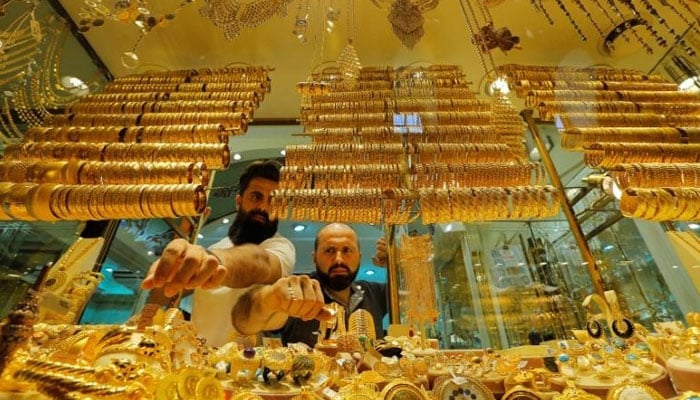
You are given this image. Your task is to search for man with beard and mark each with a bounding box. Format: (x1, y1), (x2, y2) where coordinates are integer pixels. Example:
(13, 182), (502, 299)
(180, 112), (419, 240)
(142, 160), (295, 346)
(232, 223), (387, 347)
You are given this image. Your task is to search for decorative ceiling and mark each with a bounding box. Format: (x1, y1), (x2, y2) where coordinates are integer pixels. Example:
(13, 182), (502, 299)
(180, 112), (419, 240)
(50, 0), (698, 121)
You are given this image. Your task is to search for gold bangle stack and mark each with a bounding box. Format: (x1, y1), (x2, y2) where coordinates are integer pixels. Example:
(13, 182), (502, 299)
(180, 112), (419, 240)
(583, 143), (700, 168)
(620, 187), (700, 221)
(611, 163), (700, 189)
(418, 186), (560, 224)
(411, 162), (544, 188)
(561, 127), (685, 150)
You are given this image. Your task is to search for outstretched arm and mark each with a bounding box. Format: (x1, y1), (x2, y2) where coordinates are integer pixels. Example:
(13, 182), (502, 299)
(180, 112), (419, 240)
(232, 275), (333, 335)
(141, 236), (294, 297)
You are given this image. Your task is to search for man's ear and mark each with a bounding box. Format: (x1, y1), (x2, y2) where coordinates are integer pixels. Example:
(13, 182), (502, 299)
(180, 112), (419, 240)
(235, 194), (241, 208)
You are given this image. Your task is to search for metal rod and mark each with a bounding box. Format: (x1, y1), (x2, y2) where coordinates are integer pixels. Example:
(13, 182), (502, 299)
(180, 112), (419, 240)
(520, 109), (606, 297)
(385, 224), (401, 324)
(585, 213), (624, 241)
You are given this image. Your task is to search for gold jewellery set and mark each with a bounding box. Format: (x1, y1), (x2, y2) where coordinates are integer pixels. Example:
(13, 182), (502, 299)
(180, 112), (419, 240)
(0, 66), (271, 222)
(504, 64), (700, 223)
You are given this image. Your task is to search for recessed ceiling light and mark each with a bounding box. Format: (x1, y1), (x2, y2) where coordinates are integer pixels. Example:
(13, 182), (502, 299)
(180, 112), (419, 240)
(293, 224), (306, 232)
(222, 218), (230, 224)
(233, 153), (242, 161)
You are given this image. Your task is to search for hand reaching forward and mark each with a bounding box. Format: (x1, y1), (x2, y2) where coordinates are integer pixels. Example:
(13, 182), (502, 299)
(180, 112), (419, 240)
(372, 237), (388, 267)
(269, 275), (335, 321)
(141, 238), (227, 297)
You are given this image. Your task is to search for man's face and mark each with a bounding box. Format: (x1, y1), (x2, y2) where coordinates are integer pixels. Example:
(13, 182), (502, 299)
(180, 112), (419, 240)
(313, 226), (361, 291)
(228, 177), (279, 245)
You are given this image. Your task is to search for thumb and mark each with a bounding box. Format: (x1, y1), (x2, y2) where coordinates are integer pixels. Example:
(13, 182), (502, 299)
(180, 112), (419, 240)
(315, 306), (336, 321)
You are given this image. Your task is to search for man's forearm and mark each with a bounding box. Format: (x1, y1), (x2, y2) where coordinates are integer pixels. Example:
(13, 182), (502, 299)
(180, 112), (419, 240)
(210, 244), (282, 288)
(232, 285), (287, 335)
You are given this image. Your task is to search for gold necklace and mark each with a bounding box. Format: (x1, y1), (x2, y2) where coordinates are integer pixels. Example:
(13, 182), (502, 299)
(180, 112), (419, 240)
(44, 238), (103, 292)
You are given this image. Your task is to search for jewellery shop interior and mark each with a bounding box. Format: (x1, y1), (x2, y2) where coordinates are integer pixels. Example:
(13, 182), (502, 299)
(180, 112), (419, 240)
(1, 0), (700, 399)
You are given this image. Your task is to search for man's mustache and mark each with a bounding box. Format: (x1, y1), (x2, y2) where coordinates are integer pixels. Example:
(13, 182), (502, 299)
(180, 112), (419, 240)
(248, 210), (270, 222)
(329, 264), (350, 274)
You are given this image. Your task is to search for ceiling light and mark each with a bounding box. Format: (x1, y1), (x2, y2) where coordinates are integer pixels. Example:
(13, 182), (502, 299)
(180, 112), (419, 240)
(147, 250), (154, 256)
(689, 223), (699, 230)
(233, 153), (242, 161)
(197, 233), (204, 239)
(222, 218), (230, 224)
(488, 76), (510, 95)
(280, 149), (286, 156)
(365, 270), (375, 276)
(293, 223), (306, 232)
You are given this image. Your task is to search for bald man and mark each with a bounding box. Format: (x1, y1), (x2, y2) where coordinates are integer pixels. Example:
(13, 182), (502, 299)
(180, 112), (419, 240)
(232, 223), (387, 346)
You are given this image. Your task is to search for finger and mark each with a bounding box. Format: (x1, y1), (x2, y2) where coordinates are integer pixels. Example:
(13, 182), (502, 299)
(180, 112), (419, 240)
(201, 266), (227, 289)
(163, 282), (182, 298)
(298, 279), (324, 320)
(316, 307), (335, 321)
(186, 254), (220, 289)
(168, 245), (208, 289)
(141, 258), (161, 289)
(148, 239), (188, 286)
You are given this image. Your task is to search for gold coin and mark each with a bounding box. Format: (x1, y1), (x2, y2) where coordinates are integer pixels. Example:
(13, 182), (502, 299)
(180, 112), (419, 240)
(154, 374), (179, 400)
(177, 367), (203, 400)
(195, 376), (223, 400)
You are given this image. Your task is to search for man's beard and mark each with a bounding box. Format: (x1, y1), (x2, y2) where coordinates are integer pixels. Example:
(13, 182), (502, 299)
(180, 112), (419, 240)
(316, 263), (359, 291)
(228, 208), (278, 245)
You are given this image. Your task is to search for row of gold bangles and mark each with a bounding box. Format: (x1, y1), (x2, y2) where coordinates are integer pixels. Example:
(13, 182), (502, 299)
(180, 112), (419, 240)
(583, 143), (700, 168)
(410, 143), (524, 164)
(560, 127), (686, 149)
(619, 187), (700, 221)
(279, 164), (404, 190)
(411, 162), (545, 188)
(103, 81), (269, 94)
(418, 186), (560, 223)
(68, 100), (256, 116)
(45, 111), (247, 131)
(270, 188), (384, 224)
(516, 79), (677, 93)
(113, 67), (270, 81)
(284, 144), (405, 167)
(0, 160), (209, 186)
(556, 112), (665, 129)
(303, 98), (490, 113)
(85, 90), (260, 104)
(26, 124), (230, 144)
(4, 142), (230, 170)
(611, 163), (700, 189)
(0, 182), (207, 221)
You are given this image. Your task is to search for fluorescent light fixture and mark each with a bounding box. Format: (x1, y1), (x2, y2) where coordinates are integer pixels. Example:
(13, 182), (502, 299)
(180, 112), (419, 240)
(292, 223), (306, 232)
(689, 223), (699, 229)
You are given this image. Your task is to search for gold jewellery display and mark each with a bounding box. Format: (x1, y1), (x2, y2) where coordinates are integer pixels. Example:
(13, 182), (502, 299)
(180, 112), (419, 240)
(274, 64), (561, 225)
(0, 66), (271, 222)
(503, 64), (700, 222)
